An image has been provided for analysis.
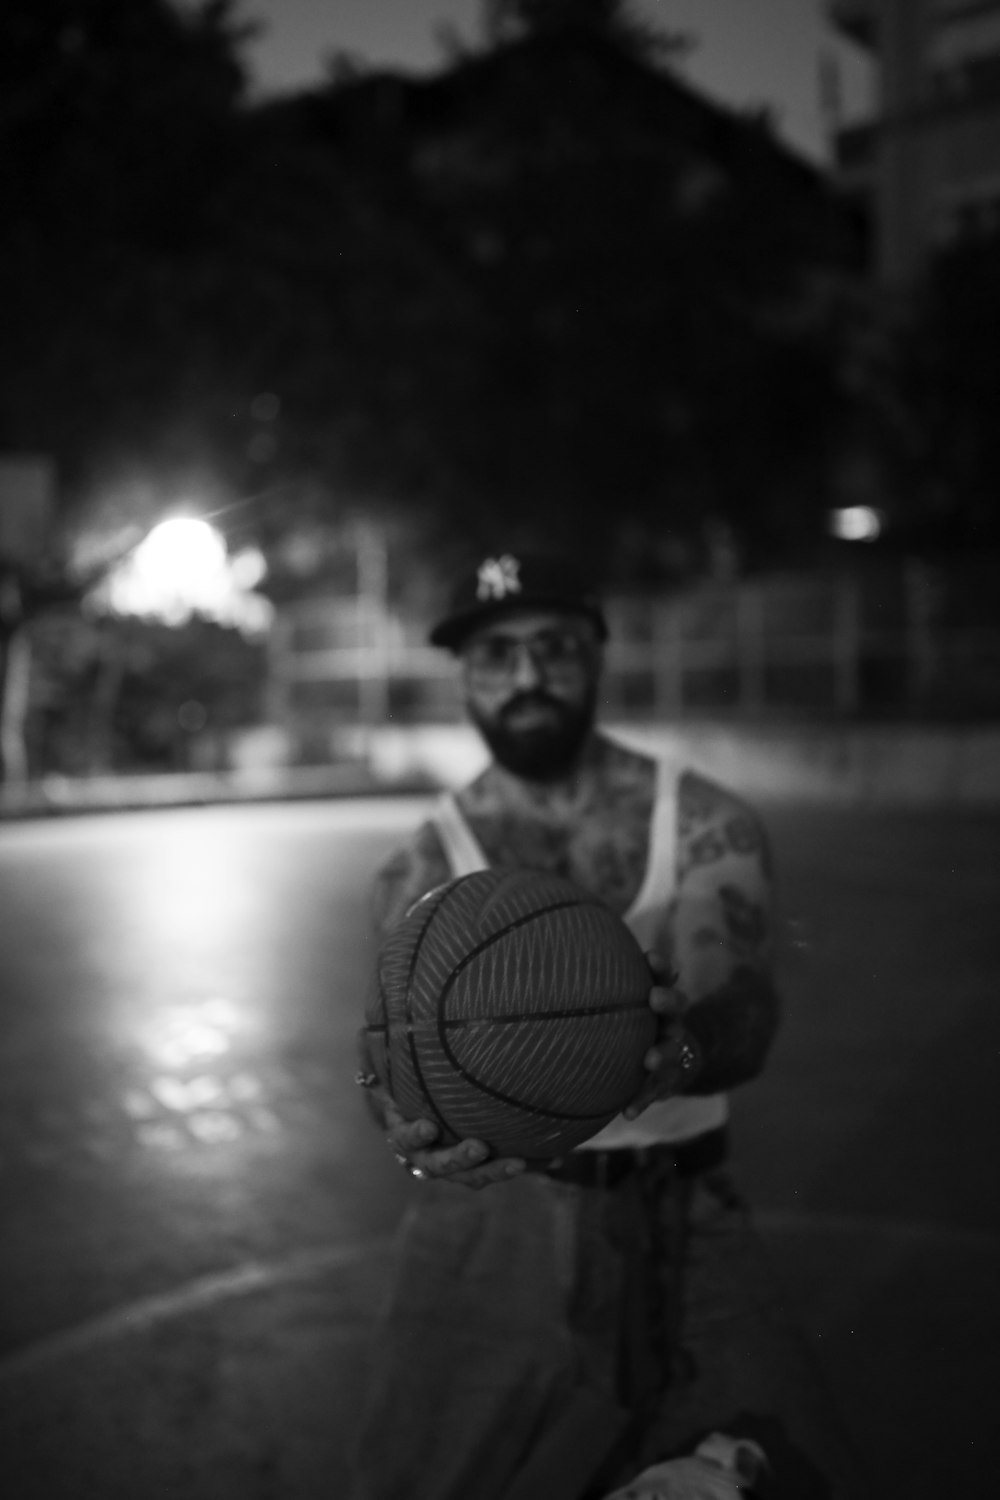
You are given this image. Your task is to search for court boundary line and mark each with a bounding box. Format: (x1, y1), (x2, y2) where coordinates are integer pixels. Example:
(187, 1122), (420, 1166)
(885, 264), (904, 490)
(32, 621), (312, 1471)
(0, 1235), (394, 1382)
(2, 1209), (998, 1383)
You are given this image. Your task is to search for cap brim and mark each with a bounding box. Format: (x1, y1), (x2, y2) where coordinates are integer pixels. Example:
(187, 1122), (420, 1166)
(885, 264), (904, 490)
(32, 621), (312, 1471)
(429, 596), (608, 651)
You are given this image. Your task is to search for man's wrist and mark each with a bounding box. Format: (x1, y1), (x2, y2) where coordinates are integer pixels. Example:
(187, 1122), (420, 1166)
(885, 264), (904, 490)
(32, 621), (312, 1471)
(677, 970), (780, 1093)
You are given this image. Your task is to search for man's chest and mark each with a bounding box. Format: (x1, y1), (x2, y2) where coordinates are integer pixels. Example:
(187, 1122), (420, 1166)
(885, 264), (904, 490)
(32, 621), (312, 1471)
(463, 805), (652, 916)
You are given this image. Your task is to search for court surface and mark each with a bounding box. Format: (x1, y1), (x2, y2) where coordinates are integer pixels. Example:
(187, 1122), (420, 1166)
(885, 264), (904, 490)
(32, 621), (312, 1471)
(0, 796), (996, 1498)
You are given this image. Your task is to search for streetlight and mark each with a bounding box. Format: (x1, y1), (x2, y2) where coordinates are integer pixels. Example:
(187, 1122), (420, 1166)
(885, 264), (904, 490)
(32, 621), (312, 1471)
(828, 506), (885, 543)
(98, 516), (272, 633)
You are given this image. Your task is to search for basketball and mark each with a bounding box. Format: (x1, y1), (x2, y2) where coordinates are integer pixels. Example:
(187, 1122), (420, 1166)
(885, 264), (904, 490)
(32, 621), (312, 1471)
(363, 867), (657, 1160)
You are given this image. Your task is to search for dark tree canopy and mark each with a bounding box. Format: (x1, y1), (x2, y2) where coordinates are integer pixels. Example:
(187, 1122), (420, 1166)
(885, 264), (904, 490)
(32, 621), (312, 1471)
(483, 0), (688, 63)
(0, 0), (251, 493)
(0, 0), (875, 586)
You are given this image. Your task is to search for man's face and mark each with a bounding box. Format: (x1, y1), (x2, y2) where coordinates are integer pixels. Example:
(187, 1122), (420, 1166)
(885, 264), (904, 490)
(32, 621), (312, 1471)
(459, 609), (602, 781)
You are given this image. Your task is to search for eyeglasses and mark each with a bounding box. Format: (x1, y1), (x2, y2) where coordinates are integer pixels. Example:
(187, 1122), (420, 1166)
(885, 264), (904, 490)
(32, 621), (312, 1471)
(463, 628), (594, 681)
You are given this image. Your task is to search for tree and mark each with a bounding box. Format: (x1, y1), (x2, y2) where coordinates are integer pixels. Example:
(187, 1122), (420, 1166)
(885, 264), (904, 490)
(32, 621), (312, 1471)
(240, 19), (856, 581)
(894, 230), (1000, 549)
(0, 0), (862, 595)
(483, 0), (688, 65)
(0, 0), (252, 503)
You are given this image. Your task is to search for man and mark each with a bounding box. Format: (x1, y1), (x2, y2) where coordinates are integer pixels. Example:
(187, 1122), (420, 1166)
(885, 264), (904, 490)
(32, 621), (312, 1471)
(352, 553), (862, 1500)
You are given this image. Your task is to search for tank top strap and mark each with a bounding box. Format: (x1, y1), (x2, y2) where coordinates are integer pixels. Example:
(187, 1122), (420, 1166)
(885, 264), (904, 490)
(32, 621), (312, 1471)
(626, 755), (683, 922)
(431, 792), (490, 878)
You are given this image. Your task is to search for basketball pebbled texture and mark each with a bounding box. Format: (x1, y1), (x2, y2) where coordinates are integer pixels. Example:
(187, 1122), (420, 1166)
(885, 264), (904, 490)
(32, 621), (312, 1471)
(364, 867), (657, 1160)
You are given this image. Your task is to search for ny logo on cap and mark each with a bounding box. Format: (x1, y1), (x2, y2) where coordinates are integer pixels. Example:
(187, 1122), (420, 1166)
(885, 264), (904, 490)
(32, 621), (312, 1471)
(476, 554), (521, 601)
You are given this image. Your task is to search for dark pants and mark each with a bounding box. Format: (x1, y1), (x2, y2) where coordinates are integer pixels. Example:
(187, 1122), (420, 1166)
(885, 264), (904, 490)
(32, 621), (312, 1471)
(350, 1157), (865, 1500)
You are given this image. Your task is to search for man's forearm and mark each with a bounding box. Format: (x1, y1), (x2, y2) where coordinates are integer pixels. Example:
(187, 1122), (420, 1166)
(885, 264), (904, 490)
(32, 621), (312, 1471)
(681, 965), (780, 1094)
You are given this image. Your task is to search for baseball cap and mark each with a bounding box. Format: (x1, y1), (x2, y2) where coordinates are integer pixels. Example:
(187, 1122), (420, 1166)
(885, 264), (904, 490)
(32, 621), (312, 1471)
(428, 551), (608, 651)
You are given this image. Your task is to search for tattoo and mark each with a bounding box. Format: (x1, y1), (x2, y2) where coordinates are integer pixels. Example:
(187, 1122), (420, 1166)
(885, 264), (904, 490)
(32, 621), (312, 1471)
(691, 924), (726, 951)
(718, 884), (768, 956)
(371, 822), (452, 937)
(684, 967), (781, 1094)
(458, 738), (657, 915)
(678, 772), (773, 882)
(674, 770), (778, 1090)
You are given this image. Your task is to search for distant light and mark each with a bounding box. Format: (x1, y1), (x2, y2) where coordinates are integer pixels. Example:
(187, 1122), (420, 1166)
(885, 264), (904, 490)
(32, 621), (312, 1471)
(829, 506), (884, 542)
(144, 517), (227, 584)
(230, 546), (268, 589)
(107, 517), (226, 623)
(96, 514), (274, 634)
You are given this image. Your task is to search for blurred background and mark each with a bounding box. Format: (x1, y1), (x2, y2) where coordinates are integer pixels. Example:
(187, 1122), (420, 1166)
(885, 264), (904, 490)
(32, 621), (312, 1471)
(2, 6), (999, 1500)
(2, 0), (999, 798)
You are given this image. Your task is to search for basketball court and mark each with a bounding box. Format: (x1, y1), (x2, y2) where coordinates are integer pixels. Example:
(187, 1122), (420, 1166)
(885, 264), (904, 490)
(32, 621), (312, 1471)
(0, 795), (996, 1498)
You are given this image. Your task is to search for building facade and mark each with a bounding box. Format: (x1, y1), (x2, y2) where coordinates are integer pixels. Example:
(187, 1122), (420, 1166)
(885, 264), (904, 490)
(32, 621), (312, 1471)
(831, 0), (1000, 281)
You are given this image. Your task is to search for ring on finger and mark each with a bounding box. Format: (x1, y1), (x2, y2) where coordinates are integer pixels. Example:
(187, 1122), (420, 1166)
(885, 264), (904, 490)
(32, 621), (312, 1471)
(392, 1150), (428, 1181)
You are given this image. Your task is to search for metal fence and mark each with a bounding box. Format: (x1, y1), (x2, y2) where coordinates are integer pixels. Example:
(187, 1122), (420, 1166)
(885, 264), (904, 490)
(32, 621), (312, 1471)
(268, 561), (1000, 736)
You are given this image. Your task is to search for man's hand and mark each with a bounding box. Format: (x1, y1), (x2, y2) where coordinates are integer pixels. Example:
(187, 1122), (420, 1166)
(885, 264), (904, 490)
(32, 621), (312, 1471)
(357, 1028), (525, 1190)
(383, 1094), (526, 1191)
(623, 951), (700, 1120)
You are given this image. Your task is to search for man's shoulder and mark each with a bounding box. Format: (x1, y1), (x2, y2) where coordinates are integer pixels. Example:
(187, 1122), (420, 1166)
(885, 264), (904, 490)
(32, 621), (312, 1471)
(675, 767), (771, 878)
(371, 815), (452, 935)
(677, 766), (754, 821)
(599, 733), (660, 793)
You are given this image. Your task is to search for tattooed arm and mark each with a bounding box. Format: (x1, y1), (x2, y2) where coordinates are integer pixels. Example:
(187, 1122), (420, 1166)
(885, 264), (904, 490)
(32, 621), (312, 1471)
(671, 770), (781, 1094)
(370, 820), (453, 939)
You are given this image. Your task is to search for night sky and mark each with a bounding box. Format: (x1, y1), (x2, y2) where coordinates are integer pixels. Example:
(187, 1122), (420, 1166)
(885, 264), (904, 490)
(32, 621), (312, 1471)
(240, 0), (873, 163)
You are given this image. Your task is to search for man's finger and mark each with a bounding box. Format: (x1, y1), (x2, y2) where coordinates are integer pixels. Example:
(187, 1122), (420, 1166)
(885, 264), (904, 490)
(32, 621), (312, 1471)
(623, 1084), (657, 1121)
(392, 1127), (441, 1162)
(649, 985), (683, 1016)
(434, 1160), (526, 1190)
(644, 950), (676, 982)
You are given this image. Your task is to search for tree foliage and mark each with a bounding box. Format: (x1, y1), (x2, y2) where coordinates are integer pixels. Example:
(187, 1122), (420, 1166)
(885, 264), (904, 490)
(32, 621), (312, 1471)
(1, 0), (867, 586)
(0, 0), (251, 497)
(894, 230), (1000, 549)
(482, 0), (689, 65)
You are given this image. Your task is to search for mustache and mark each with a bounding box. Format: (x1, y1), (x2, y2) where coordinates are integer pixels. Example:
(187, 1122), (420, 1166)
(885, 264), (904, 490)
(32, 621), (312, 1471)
(499, 691), (564, 719)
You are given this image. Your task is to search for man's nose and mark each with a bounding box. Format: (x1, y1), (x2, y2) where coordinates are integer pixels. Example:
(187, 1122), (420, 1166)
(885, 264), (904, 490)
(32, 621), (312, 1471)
(509, 642), (543, 688)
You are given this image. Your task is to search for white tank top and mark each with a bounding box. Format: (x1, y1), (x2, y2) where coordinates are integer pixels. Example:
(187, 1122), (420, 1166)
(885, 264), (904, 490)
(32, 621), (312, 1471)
(430, 759), (728, 1149)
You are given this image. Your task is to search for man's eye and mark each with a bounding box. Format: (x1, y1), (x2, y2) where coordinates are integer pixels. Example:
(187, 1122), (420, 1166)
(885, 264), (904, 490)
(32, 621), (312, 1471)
(538, 633), (582, 662)
(482, 640), (513, 665)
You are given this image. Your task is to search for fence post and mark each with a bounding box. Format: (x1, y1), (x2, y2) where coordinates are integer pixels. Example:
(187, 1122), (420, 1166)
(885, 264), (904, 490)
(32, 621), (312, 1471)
(833, 574), (860, 714)
(903, 556), (936, 708)
(652, 600), (684, 718)
(355, 521), (389, 729)
(264, 612), (294, 726)
(736, 584), (765, 714)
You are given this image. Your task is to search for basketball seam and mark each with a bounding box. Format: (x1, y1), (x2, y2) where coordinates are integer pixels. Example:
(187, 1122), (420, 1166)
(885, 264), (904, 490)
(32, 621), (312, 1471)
(435, 897), (645, 1126)
(376, 965), (393, 1098)
(440, 1001), (651, 1029)
(369, 1001), (650, 1035)
(405, 886), (593, 1142)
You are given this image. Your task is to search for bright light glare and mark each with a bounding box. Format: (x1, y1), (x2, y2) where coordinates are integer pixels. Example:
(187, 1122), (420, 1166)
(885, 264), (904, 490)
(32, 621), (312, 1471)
(98, 515), (273, 632)
(829, 506), (884, 542)
(230, 546), (268, 589)
(145, 517), (226, 583)
(143, 997), (243, 1071)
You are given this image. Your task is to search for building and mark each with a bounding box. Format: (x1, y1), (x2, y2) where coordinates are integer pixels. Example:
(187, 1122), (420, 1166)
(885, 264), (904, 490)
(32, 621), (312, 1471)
(831, 0), (1000, 282)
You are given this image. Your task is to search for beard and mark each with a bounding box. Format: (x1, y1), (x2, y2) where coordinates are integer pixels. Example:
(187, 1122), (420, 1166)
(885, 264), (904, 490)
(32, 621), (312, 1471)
(469, 688), (597, 782)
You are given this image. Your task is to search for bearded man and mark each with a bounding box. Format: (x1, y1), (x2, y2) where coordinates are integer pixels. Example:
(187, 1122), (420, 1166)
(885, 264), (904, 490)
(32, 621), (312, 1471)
(351, 553), (863, 1500)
